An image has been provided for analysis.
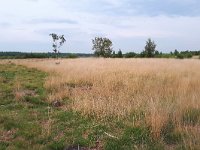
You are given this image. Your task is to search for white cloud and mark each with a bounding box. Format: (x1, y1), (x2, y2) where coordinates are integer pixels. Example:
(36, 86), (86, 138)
(0, 0), (200, 52)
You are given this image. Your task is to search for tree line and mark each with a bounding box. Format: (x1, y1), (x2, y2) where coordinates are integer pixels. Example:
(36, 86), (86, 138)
(0, 52), (93, 59)
(0, 34), (200, 59)
(92, 37), (200, 59)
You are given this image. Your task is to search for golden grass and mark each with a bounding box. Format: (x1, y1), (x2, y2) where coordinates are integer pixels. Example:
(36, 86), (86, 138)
(13, 78), (24, 101)
(2, 58), (200, 138)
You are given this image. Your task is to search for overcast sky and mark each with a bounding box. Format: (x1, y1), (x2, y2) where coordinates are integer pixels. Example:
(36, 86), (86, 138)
(0, 0), (200, 53)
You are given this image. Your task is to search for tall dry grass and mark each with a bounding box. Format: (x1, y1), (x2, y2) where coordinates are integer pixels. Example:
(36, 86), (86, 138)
(4, 58), (200, 138)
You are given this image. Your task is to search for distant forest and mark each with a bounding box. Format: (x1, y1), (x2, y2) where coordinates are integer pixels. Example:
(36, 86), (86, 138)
(0, 52), (93, 59)
(0, 50), (200, 59)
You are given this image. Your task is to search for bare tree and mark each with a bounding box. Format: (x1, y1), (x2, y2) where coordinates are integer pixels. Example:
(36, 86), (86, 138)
(49, 33), (66, 59)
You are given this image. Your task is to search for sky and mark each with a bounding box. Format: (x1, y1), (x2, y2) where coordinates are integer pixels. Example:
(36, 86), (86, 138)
(0, 0), (200, 53)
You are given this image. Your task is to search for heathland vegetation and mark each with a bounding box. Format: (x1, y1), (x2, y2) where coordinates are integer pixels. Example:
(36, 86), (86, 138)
(0, 36), (200, 149)
(0, 58), (199, 149)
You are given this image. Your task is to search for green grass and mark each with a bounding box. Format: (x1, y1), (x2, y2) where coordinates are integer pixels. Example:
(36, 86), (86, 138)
(0, 63), (192, 150)
(0, 64), (107, 149)
(161, 119), (182, 145)
(182, 108), (200, 126)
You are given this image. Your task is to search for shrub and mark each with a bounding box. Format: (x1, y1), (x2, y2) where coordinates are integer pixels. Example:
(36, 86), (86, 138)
(124, 52), (137, 58)
(176, 54), (184, 59)
(186, 53), (193, 58)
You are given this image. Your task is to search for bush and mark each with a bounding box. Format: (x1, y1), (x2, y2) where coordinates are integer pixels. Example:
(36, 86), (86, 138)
(124, 52), (137, 58)
(186, 53), (193, 58)
(176, 54), (184, 59)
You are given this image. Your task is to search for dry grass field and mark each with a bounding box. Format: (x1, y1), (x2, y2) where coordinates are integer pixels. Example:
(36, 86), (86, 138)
(1, 58), (200, 149)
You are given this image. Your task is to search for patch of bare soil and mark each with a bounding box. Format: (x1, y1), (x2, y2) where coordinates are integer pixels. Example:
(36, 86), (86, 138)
(0, 129), (17, 142)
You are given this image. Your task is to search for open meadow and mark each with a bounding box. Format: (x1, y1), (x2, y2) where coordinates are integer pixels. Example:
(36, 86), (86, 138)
(1, 58), (200, 149)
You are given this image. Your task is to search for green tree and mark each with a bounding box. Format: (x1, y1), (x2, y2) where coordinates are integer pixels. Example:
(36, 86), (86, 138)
(92, 37), (113, 58)
(155, 50), (160, 55)
(112, 51), (116, 58)
(144, 38), (157, 57)
(174, 49), (179, 56)
(117, 49), (123, 58)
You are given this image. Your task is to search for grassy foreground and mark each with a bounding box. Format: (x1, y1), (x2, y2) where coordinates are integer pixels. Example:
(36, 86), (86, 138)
(0, 64), (107, 150)
(0, 63), (156, 150)
(0, 62), (200, 150)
